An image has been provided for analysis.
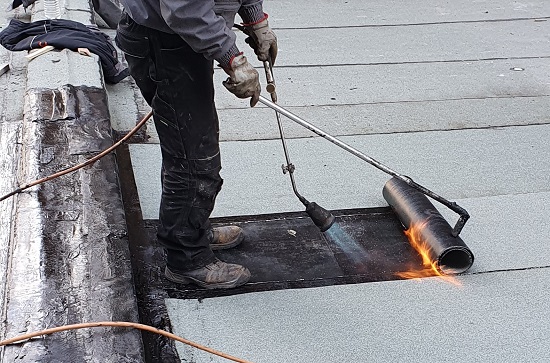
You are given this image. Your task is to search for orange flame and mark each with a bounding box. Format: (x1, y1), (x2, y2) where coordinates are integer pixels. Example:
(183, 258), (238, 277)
(396, 221), (461, 286)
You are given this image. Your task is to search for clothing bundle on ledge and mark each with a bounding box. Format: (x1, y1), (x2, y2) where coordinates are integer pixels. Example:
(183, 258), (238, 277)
(0, 19), (129, 84)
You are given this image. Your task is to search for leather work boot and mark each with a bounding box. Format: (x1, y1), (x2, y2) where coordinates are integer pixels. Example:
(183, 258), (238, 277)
(165, 260), (251, 289)
(210, 226), (244, 250)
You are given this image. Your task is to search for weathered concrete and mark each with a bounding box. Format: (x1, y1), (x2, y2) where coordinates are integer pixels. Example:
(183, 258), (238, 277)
(32, 0), (94, 24)
(0, 54), (27, 123)
(26, 50), (104, 90)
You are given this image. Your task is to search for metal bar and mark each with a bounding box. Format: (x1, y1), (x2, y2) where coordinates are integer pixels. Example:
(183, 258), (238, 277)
(262, 63), (309, 206)
(275, 109), (309, 205)
(233, 22), (310, 205)
(257, 95), (469, 236)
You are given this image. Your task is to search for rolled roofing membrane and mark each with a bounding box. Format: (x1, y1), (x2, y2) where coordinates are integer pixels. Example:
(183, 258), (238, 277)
(383, 177), (474, 274)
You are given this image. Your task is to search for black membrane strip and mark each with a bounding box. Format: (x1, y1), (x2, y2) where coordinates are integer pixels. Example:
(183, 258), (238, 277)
(145, 208), (432, 300)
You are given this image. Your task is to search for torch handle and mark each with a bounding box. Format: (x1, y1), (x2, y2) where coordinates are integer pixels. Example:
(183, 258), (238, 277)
(257, 95), (470, 236)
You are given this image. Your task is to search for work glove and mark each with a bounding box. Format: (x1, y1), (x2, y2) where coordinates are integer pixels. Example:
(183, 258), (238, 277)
(244, 15), (278, 64)
(222, 53), (261, 107)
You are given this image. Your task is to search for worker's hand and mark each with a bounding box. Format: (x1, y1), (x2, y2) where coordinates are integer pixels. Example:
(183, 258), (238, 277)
(222, 54), (261, 107)
(244, 15), (278, 64)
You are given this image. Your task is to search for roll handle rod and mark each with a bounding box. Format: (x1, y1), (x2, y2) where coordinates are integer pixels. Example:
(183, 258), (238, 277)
(257, 95), (469, 237)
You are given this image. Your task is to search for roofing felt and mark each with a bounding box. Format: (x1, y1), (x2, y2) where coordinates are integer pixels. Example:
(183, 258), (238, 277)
(104, 0), (550, 361)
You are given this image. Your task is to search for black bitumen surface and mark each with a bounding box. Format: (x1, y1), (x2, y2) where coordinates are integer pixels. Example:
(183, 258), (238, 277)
(2, 86), (144, 362)
(160, 208), (432, 299)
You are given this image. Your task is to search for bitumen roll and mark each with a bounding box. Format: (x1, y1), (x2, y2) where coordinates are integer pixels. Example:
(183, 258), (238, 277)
(382, 177), (474, 274)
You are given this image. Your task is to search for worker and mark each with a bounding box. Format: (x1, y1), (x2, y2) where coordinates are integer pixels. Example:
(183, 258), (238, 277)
(115, 1), (277, 289)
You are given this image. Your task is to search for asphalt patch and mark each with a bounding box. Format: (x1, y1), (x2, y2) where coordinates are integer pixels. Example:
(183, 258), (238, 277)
(142, 208), (430, 300)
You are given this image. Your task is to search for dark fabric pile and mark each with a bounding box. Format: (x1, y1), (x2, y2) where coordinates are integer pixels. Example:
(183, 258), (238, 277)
(0, 19), (128, 84)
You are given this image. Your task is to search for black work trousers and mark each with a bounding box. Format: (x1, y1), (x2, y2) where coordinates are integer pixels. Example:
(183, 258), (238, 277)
(116, 13), (220, 271)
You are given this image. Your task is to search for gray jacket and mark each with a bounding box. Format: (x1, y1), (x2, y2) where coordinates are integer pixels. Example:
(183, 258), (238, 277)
(119, 0), (264, 67)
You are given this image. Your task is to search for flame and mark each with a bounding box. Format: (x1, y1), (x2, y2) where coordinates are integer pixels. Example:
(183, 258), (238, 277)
(396, 221), (461, 286)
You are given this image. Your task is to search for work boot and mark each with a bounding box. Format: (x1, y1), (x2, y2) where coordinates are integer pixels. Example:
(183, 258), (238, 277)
(165, 259), (251, 289)
(210, 226), (244, 250)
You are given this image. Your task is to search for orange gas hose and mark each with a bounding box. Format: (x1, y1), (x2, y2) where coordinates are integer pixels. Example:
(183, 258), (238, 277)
(0, 321), (253, 363)
(0, 111), (153, 203)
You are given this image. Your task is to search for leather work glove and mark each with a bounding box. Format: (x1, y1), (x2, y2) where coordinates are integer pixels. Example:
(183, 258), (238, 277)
(244, 15), (278, 64)
(222, 54), (261, 107)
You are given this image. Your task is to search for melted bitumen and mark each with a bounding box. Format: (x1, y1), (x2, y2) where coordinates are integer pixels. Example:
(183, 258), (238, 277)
(127, 206), (434, 304)
(2, 86), (144, 362)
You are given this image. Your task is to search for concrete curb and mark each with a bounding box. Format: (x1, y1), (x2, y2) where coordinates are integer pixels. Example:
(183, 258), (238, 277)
(1, 2), (145, 362)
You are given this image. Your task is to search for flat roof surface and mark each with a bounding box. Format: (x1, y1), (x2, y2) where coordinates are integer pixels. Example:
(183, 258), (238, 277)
(167, 268), (550, 363)
(105, 1), (550, 361)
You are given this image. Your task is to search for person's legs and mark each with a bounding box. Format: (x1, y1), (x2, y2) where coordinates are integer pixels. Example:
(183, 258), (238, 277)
(148, 28), (222, 271)
(116, 14), (250, 288)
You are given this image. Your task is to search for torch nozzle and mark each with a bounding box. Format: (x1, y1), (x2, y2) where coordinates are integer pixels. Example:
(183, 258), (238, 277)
(306, 202), (336, 232)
